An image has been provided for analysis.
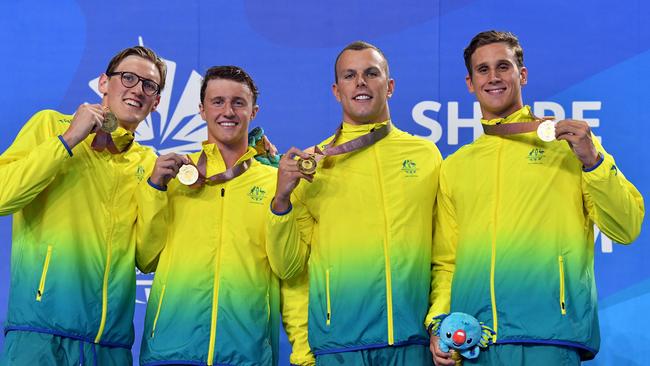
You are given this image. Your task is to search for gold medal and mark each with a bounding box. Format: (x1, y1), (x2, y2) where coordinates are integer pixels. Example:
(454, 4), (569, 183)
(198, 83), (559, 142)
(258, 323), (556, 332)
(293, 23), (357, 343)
(537, 120), (556, 142)
(102, 111), (118, 133)
(177, 164), (199, 185)
(297, 156), (317, 175)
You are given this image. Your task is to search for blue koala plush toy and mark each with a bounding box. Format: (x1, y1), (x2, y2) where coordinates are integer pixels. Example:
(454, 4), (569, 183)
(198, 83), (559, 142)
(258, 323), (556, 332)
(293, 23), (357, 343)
(431, 312), (495, 360)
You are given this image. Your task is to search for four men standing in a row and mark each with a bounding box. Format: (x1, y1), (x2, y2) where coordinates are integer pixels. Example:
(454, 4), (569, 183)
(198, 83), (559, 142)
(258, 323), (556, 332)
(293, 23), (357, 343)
(0, 30), (644, 366)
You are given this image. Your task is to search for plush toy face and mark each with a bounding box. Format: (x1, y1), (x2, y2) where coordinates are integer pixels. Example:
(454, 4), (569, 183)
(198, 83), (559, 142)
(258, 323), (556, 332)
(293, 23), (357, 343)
(439, 312), (482, 350)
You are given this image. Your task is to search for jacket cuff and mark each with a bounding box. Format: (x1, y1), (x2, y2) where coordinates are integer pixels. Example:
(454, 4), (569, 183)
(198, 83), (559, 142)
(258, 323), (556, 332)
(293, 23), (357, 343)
(582, 152), (604, 172)
(57, 135), (73, 157)
(147, 177), (167, 191)
(270, 197), (292, 216)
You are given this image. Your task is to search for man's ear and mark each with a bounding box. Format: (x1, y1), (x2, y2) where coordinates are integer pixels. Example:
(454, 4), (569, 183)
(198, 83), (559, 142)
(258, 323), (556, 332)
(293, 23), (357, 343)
(465, 74), (475, 93)
(199, 103), (206, 121)
(251, 104), (259, 120)
(98, 73), (109, 95)
(520, 66), (528, 86)
(386, 78), (395, 99)
(332, 83), (342, 102)
(150, 95), (161, 113)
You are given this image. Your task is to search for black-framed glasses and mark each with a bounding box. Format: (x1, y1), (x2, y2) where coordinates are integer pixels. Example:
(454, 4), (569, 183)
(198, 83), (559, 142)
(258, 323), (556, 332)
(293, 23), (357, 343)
(107, 71), (161, 96)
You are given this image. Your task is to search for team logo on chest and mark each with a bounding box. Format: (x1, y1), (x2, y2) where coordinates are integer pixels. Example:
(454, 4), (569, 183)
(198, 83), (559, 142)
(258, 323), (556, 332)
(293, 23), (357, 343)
(135, 165), (145, 181)
(527, 148), (545, 164)
(248, 186), (266, 203)
(401, 159), (418, 177)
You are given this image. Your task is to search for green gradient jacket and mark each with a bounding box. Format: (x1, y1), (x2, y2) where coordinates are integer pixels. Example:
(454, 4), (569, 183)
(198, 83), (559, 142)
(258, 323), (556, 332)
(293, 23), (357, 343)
(139, 144), (313, 366)
(1, 110), (164, 349)
(267, 121), (443, 355)
(426, 106), (645, 360)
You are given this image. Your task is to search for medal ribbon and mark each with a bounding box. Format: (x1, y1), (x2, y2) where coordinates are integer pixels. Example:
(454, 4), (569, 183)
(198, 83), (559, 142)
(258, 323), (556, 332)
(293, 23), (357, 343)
(188, 151), (252, 187)
(91, 131), (121, 154)
(312, 122), (392, 162)
(481, 116), (553, 136)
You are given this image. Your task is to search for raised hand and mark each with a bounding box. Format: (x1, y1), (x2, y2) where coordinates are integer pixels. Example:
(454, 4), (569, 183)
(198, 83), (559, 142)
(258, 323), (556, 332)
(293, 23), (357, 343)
(150, 153), (191, 188)
(555, 119), (600, 169)
(61, 104), (106, 148)
(272, 147), (314, 212)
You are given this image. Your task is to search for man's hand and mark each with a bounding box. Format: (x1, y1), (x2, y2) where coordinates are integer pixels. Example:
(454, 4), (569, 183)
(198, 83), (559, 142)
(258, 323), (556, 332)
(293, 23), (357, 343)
(261, 135), (278, 157)
(149, 153), (191, 188)
(272, 147), (314, 213)
(61, 104), (105, 148)
(430, 334), (455, 366)
(555, 119), (600, 169)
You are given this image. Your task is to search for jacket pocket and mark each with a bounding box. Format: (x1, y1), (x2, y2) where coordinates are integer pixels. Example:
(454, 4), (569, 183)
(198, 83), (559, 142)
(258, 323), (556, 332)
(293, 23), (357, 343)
(558, 256), (566, 315)
(36, 245), (53, 302)
(326, 269), (332, 326)
(151, 284), (167, 338)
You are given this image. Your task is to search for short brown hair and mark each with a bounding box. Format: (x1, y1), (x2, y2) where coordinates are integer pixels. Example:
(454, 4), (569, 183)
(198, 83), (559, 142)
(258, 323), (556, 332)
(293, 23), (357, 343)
(464, 31), (524, 76)
(334, 41), (390, 82)
(105, 46), (167, 92)
(200, 66), (259, 104)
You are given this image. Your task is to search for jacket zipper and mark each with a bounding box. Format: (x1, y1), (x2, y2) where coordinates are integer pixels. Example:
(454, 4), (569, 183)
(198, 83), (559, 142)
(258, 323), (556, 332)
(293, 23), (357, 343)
(36, 245), (53, 301)
(151, 284), (167, 338)
(558, 256), (567, 315)
(95, 161), (119, 343)
(373, 144), (394, 345)
(489, 139), (503, 343)
(326, 269), (331, 326)
(207, 186), (225, 366)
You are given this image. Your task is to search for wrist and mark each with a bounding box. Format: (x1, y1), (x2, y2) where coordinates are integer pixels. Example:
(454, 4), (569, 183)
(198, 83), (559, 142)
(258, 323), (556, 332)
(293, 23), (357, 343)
(61, 130), (82, 149)
(271, 196), (292, 215)
(583, 152), (604, 172)
(147, 177), (167, 191)
(583, 151), (599, 168)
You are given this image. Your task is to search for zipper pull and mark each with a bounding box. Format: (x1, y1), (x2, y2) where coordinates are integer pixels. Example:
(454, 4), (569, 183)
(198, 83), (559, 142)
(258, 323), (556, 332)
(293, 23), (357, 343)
(221, 188), (225, 197)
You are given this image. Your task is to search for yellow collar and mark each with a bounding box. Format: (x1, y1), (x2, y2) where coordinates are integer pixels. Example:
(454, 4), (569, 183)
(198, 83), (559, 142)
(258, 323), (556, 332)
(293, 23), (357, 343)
(481, 106), (535, 125)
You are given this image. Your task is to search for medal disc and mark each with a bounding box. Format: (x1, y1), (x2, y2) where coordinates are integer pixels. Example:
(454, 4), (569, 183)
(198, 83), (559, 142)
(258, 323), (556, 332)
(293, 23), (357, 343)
(537, 120), (556, 142)
(177, 164), (199, 185)
(101, 111), (118, 133)
(297, 156), (317, 175)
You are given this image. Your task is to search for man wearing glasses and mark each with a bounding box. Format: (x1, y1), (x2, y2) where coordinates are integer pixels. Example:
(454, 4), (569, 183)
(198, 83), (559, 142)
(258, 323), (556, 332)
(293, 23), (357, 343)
(0, 46), (171, 365)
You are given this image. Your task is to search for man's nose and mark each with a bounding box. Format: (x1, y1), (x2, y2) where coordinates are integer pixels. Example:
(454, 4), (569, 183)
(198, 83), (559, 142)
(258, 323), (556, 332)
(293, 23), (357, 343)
(223, 102), (235, 116)
(356, 75), (367, 87)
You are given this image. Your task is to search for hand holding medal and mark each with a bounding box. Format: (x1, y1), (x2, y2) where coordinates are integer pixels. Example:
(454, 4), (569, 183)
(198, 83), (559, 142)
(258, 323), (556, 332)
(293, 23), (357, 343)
(150, 153), (191, 189)
(554, 119), (600, 168)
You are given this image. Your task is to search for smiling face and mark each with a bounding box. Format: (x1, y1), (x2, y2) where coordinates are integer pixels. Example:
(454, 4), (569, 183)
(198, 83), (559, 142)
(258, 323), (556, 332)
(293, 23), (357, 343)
(332, 48), (394, 125)
(200, 78), (258, 151)
(466, 42), (527, 120)
(98, 55), (161, 131)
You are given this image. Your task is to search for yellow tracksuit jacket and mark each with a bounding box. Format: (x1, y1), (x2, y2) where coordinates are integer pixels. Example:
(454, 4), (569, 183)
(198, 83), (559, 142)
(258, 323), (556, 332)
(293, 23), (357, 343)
(138, 143), (313, 366)
(267, 121), (442, 356)
(426, 106), (644, 360)
(1, 109), (165, 349)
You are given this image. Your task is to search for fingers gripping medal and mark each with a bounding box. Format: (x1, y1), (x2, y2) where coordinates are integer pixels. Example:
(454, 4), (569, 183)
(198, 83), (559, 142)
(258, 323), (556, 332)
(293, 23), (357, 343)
(101, 108), (118, 133)
(177, 164), (199, 186)
(537, 120), (556, 142)
(297, 155), (317, 175)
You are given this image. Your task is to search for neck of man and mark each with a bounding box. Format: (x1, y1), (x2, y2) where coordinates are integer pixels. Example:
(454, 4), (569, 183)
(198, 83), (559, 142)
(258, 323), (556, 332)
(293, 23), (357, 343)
(481, 101), (524, 121)
(345, 109), (391, 126)
(214, 140), (248, 169)
(118, 121), (138, 132)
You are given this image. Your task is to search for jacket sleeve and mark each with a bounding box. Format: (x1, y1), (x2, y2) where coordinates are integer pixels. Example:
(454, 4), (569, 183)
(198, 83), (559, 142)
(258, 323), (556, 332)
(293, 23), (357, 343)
(266, 183), (314, 280)
(135, 156), (169, 273)
(582, 137), (644, 244)
(425, 163), (457, 330)
(280, 268), (315, 366)
(0, 110), (72, 216)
